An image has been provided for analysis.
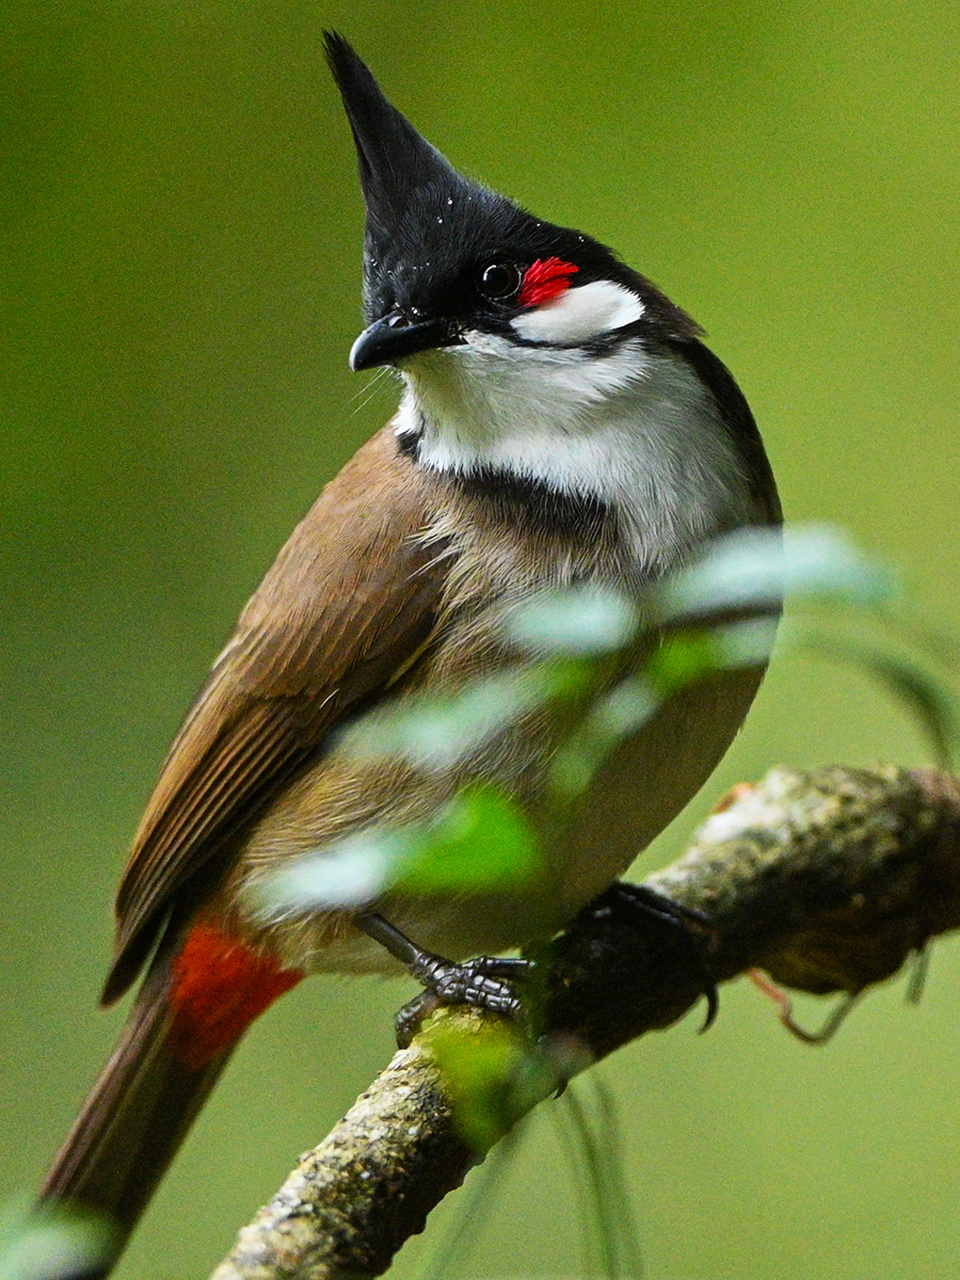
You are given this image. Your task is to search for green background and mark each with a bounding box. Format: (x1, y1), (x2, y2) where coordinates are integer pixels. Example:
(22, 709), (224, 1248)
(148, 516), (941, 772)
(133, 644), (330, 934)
(3, 2), (960, 1277)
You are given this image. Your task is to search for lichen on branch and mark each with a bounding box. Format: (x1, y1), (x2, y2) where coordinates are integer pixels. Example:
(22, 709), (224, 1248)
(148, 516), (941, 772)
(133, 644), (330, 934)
(210, 765), (960, 1280)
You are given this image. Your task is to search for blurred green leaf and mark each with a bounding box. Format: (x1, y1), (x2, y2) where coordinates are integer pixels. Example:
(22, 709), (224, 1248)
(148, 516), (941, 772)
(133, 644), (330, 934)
(647, 630), (718, 688)
(425, 1021), (526, 1150)
(712, 615), (782, 668)
(549, 674), (659, 797)
(553, 1078), (644, 1280)
(415, 1131), (521, 1280)
(793, 626), (960, 769)
(263, 524), (943, 924)
(876, 602), (960, 675)
(588, 1075), (645, 1280)
(339, 661), (587, 770)
(506, 584), (641, 655)
(550, 615), (779, 798)
(657, 523), (895, 621)
(394, 785), (542, 894)
(422, 1020), (562, 1153)
(261, 785), (542, 914)
(259, 830), (402, 911)
(649, 617), (780, 691)
(0, 1197), (114, 1280)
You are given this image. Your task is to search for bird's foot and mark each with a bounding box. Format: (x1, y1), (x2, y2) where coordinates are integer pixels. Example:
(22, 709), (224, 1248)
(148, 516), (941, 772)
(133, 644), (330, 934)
(396, 953), (532, 1047)
(354, 910), (532, 1047)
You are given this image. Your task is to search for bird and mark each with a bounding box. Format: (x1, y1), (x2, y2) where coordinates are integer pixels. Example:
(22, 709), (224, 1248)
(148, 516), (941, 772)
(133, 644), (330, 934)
(39, 31), (781, 1269)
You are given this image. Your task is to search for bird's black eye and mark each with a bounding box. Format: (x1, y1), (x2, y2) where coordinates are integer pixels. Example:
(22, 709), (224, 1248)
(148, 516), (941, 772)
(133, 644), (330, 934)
(478, 262), (522, 301)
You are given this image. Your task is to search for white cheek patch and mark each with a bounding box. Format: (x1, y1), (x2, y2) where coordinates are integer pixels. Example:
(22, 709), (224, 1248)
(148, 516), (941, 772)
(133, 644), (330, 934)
(510, 279), (645, 345)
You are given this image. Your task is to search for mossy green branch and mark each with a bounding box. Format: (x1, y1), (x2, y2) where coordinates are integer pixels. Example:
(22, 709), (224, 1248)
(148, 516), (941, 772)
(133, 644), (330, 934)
(210, 765), (960, 1280)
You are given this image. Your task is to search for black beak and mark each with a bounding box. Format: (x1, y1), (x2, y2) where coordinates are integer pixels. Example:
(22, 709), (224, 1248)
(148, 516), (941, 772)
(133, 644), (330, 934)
(349, 310), (463, 372)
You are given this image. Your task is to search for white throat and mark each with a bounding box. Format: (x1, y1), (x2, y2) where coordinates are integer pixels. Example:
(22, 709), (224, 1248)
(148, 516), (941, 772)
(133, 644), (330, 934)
(395, 332), (757, 575)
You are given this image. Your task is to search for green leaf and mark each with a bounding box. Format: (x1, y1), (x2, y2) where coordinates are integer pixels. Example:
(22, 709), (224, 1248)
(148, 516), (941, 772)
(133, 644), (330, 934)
(712, 615), (781, 667)
(552, 1077), (644, 1280)
(424, 1020), (526, 1150)
(340, 662), (583, 770)
(656, 523), (895, 621)
(646, 630), (718, 688)
(549, 674), (659, 797)
(415, 1132), (521, 1280)
(795, 627), (960, 769)
(549, 616), (778, 798)
(260, 785), (542, 916)
(259, 831), (402, 911)
(646, 616), (779, 693)
(393, 784), (542, 894)
(506, 584), (641, 655)
(0, 1197), (114, 1280)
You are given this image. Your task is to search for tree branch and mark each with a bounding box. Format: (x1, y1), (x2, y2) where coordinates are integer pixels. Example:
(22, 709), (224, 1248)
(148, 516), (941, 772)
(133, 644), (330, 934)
(209, 765), (960, 1280)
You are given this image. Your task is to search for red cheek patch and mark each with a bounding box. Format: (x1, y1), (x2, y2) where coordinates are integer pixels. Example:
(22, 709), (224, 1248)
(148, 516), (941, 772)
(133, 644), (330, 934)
(168, 924), (304, 1070)
(518, 257), (579, 308)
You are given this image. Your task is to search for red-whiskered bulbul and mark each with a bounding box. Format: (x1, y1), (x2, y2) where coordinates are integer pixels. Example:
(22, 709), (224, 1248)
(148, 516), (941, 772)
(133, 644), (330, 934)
(40, 32), (781, 1266)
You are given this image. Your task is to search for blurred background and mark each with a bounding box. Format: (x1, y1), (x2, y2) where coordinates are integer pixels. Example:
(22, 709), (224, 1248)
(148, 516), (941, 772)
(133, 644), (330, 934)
(3, 2), (960, 1277)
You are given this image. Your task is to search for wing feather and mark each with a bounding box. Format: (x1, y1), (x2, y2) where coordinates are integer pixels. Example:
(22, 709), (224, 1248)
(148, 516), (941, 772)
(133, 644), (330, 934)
(103, 427), (448, 1003)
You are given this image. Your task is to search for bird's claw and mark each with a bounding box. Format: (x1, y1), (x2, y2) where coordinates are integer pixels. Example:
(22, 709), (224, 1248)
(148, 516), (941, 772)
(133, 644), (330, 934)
(396, 953), (532, 1047)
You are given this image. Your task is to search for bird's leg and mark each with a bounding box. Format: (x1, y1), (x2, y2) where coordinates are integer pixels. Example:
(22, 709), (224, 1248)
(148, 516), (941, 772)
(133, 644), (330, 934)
(354, 911), (533, 1047)
(356, 882), (719, 1047)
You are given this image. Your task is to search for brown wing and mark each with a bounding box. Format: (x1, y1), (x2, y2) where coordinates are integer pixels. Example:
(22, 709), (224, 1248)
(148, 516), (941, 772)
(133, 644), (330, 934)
(103, 426), (449, 1004)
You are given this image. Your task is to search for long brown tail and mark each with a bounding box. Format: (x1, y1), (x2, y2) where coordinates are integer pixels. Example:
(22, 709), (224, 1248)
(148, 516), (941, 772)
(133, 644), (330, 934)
(40, 923), (303, 1270)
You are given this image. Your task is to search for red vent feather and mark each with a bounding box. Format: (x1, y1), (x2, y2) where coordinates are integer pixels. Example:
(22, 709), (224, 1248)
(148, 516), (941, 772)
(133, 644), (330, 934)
(168, 924), (304, 1069)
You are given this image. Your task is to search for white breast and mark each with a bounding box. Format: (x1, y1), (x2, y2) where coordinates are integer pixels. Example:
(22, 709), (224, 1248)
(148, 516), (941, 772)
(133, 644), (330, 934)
(396, 333), (757, 576)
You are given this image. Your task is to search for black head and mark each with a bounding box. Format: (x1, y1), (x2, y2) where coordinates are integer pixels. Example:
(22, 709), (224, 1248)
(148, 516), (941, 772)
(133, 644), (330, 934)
(324, 33), (699, 371)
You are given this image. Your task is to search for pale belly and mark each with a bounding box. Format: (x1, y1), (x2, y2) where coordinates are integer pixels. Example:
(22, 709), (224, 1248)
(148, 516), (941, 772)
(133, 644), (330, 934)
(225, 657), (765, 974)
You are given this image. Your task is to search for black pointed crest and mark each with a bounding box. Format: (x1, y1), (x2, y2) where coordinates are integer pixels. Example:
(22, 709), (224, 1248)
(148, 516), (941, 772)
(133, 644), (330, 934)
(324, 33), (471, 237)
(323, 33), (699, 345)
